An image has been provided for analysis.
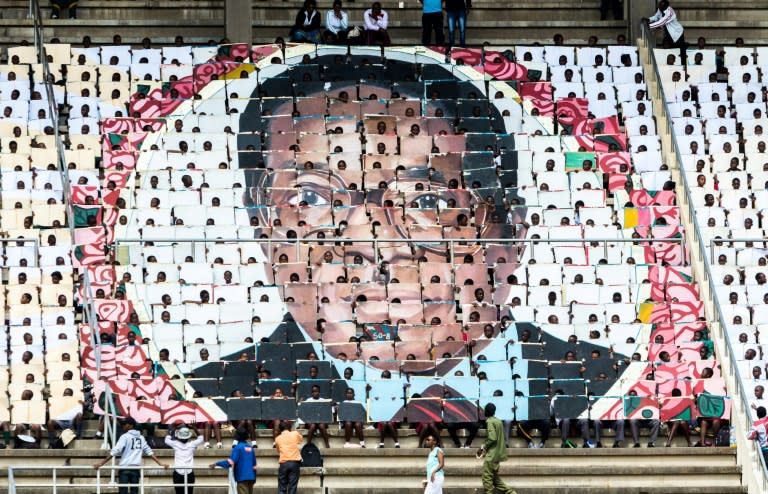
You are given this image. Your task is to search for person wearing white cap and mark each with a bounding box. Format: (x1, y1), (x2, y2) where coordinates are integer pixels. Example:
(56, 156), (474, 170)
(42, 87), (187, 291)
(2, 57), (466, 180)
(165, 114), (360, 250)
(165, 426), (205, 494)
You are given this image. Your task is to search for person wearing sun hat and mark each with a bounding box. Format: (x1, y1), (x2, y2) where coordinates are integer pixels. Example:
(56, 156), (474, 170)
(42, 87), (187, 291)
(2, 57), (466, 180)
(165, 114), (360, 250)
(93, 417), (169, 494)
(165, 425), (205, 494)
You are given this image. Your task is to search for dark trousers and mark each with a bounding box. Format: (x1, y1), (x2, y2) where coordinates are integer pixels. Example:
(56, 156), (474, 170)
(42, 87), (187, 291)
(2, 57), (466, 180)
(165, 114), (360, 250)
(599, 0), (622, 20)
(559, 418), (591, 442)
(117, 469), (139, 494)
(664, 31), (687, 62)
(366, 29), (391, 46)
(236, 480), (254, 494)
(51, 0), (77, 18)
(520, 419), (552, 443)
(630, 419), (660, 444)
(446, 422), (479, 447)
(277, 460), (301, 494)
(173, 471), (196, 494)
(421, 12), (445, 45)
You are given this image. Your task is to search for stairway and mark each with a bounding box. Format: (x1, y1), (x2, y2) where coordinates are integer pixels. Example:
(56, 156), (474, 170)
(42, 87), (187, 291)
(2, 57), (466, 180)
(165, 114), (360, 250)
(0, 445), (745, 494)
(2, 1), (768, 48)
(1, 0), (624, 46)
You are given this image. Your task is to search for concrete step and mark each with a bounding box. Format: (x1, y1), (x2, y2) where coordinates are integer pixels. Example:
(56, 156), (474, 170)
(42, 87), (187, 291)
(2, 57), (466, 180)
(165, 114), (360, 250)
(64, 421), (700, 452)
(0, 17), (626, 46)
(3, 0), (768, 47)
(6, 2), (610, 22)
(327, 489), (746, 494)
(4, 488), (745, 494)
(674, 1), (768, 22)
(11, 0), (765, 24)
(0, 20), (226, 46)
(255, 26), (627, 46)
(0, 445), (738, 461)
(672, 21), (768, 45)
(2, 448), (744, 493)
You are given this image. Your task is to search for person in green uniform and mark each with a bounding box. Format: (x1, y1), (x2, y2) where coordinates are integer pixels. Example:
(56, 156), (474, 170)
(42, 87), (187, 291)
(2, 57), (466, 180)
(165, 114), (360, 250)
(477, 403), (516, 494)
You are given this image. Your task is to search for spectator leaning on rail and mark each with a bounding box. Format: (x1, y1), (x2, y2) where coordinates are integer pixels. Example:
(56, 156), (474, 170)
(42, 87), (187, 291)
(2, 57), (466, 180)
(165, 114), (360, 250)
(644, 1), (686, 58)
(93, 417), (169, 494)
(210, 427), (258, 494)
(748, 406), (768, 465)
(165, 426), (204, 494)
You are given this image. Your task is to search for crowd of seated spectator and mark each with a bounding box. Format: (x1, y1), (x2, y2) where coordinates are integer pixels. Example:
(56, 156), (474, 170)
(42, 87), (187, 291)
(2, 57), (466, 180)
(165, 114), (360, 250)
(0, 34), (728, 451)
(655, 37), (768, 446)
(291, 0), (390, 46)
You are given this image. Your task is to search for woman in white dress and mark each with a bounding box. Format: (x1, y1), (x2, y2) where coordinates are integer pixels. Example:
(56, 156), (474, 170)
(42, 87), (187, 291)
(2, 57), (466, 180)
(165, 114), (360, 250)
(423, 434), (445, 494)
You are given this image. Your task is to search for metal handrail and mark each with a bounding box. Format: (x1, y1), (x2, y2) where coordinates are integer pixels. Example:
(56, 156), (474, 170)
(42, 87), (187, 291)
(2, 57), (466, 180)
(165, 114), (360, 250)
(28, 0), (103, 378)
(706, 238), (768, 261)
(113, 236), (685, 266)
(8, 465), (237, 494)
(25, 6), (117, 486)
(640, 21), (767, 488)
(100, 385), (119, 483)
(113, 237), (684, 243)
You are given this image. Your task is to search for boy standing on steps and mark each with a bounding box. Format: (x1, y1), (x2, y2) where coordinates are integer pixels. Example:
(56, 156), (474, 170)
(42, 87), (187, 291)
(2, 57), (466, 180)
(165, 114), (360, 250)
(93, 417), (169, 494)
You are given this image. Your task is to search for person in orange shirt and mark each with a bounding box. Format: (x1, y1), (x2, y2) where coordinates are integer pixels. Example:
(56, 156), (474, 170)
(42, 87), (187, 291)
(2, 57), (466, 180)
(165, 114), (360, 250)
(275, 421), (303, 494)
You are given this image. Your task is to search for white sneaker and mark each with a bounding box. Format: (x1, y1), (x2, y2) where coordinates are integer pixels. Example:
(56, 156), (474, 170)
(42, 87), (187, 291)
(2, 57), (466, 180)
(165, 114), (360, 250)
(251, 440), (258, 447)
(232, 440), (238, 447)
(216, 442), (223, 449)
(204, 442), (211, 449)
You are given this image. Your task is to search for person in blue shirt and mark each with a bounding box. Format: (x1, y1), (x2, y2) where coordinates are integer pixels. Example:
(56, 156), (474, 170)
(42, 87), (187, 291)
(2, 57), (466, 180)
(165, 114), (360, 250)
(419, 0), (445, 45)
(209, 427), (257, 494)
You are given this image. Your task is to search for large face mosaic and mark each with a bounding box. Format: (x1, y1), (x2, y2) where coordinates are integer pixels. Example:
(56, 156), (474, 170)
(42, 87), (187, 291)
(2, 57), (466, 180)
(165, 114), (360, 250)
(39, 42), (727, 426)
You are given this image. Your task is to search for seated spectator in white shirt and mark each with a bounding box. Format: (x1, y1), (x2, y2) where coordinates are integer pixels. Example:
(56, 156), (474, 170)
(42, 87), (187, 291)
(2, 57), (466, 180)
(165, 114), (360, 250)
(364, 2), (391, 46)
(324, 1), (351, 44)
